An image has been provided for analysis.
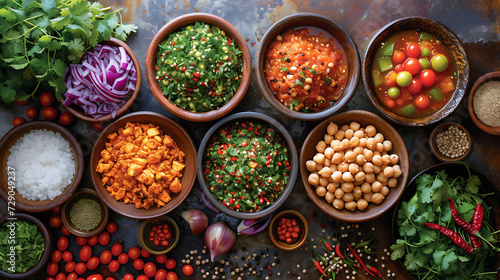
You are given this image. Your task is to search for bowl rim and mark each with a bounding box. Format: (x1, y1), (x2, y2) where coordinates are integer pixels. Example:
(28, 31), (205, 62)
(145, 12), (252, 122)
(90, 111), (197, 219)
(61, 188), (109, 237)
(467, 71), (500, 136)
(0, 213), (52, 278)
(255, 12), (360, 121)
(61, 37), (142, 122)
(300, 109), (409, 222)
(0, 121), (84, 212)
(268, 209), (309, 251)
(361, 16), (470, 127)
(196, 111), (299, 219)
(136, 216), (180, 255)
(429, 122), (472, 162)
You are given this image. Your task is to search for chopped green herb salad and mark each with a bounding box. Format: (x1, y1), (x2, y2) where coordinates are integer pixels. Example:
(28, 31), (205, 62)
(203, 121), (290, 212)
(155, 22), (243, 112)
(0, 220), (44, 273)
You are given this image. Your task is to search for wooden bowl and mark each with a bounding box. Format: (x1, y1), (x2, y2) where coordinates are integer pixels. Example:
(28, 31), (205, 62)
(300, 110), (409, 222)
(61, 188), (109, 237)
(429, 122), (471, 162)
(135, 216), (180, 255)
(145, 13), (252, 122)
(0, 121), (84, 212)
(61, 38), (141, 122)
(467, 71), (500, 135)
(255, 12), (360, 121)
(197, 112), (299, 220)
(268, 210), (308, 251)
(0, 213), (52, 279)
(362, 16), (469, 127)
(90, 111), (197, 219)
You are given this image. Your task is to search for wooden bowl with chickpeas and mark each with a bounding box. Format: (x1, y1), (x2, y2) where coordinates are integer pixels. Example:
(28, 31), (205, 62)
(299, 110), (409, 222)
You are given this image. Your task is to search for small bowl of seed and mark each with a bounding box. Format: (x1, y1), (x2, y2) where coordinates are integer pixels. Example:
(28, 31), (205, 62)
(61, 188), (109, 237)
(429, 122), (471, 162)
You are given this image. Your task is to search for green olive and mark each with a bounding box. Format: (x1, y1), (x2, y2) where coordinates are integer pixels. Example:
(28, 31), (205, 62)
(396, 71), (413, 87)
(419, 58), (431, 69)
(431, 54), (449, 72)
(388, 87), (401, 98)
(421, 47), (431, 57)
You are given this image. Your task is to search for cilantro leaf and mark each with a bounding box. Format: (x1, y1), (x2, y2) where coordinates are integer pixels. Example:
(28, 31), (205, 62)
(441, 250), (458, 272)
(390, 239), (406, 260)
(0, 8), (17, 22)
(404, 251), (425, 271)
(465, 174), (480, 194)
(400, 220), (417, 236)
(41, 0), (56, 12)
(0, 85), (16, 103)
(50, 58), (66, 77)
(114, 24), (137, 41)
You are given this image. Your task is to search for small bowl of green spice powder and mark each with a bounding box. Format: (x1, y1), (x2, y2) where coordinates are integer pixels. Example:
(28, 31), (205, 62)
(62, 188), (109, 237)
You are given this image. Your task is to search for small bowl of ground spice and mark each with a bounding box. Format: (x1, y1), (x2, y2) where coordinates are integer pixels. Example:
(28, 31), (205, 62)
(61, 188), (109, 237)
(429, 122), (472, 162)
(468, 71), (500, 136)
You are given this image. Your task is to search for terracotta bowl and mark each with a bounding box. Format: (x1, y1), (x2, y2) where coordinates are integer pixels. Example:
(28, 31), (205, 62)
(255, 12), (360, 121)
(467, 71), (500, 135)
(90, 111), (197, 219)
(0, 213), (52, 279)
(197, 112), (299, 220)
(362, 16), (469, 127)
(429, 122), (471, 162)
(61, 188), (109, 237)
(135, 216), (180, 255)
(268, 210), (308, 251)
(145, 13), (252, 122)
(300, 110), (409, 222)
(0, 121), (84, 212)
(61, 37), (141, 122)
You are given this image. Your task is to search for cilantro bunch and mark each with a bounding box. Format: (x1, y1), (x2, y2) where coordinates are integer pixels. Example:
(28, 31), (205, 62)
(391, 169), (499, 280)
(0, 0), (138, 109)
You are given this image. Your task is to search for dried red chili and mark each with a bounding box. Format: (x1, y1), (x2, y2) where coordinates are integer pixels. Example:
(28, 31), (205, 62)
(448, 198), (484, 248)
(424, 222), (473, 253)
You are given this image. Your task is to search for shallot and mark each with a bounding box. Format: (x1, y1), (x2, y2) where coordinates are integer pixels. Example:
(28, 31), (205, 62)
(180, 209), (209, 235)
(237, 215), (273, 235)
(204, 222), (235, 261)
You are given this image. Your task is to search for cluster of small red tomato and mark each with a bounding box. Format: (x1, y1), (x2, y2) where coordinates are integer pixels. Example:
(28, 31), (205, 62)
(46, 207), (193, 280)
(12, 91), (74, 127)
(149, 223), (172, 247)
(276, 217), (301, 244)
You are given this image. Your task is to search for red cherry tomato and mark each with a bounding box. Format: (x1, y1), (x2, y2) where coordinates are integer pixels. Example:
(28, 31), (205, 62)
(384, 70), (397, 87)
(123, 274), (134, 280)
(182, 264), (194, 276)
(61, 225), (71, 235)
(51, 206), (61, 214)
(105, 278), (114, 280)
(394, 64), (404, 73)
(144, 262), (157, 278)
(136, 276), (149, 280)
(56, 273), (66, 280)
(118, 253), (129, 264)
(166, 271), (178, 280)
(99, 250), (112, 265)
(65, 261), (76, 273)
(407, 78), (423, 95)
(403, 57), (421, 76)
(155, 269), (168, 280)
(67, 273), (78, 280)
(63, 251), (73, 262)
(75, 262), (87, 274)
(40, 91), (55, 107)
(14, 98), (28, 106)
(405, 42), (421, 58)
(59, 112), (74, 126)
(105, 221), (118, 234)
(49, 215), (62, 228)
(108, 260), (120, 272)
(79, 245), (92, 262)
(165, 258), (176, 270)
(86, 274), (104, 280)
(26, 106), (38, 119)
(46, 262), (59, 276)
(111, 243), (123, 256)
(386, 98), (396, 108)
(98, 232), (110, 246)
(419, 69), (436, 87)
(76, 236), (88, 246)
(415, 95), (430, 109)
(155, 254), (167, 264)
(52, 250), (63, 263)
(57, 236), (69, 251)
(133, 259), (145, 270)
(128, 246), (141, 259)
(77, 278), (85, 280)
(91, 122), (104, 132)
(12, 117), (25, 127)
(87, 256), (100, 270)
(46, 277), (56, 280)
(140, 248), (151, 258)
(42, 107), (58, 121)
(392, 50), (406, 64)
(88, 235), (99, 246)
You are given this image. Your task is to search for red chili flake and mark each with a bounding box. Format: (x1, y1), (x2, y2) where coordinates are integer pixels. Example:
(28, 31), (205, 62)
(155, 66), (159, 70)
(165, 51), (171, 54)
(241, 141), (248, 147)
(193, 72), (200, 78)
(254, 131), (260, 135)
(247, 127), (253, 131)
(245, 175), (249, 179)
(217, 179), (223, 184)
(193, 78), (199, 82)
(235, 204), (241, 209)
(175, 66), (178, 70)
(230, 157), (238, 161)
(185, 88), (194, 92)
(181, 66), (187, 71)
(172, 42), (176, 46)
(229, 57), (232, 62)
(221, 165), (225, 170)
(229, 198), (234, 205)
(201, 38), (206, 41)
(209, 28), (212, 32)
(226, 134), (231, 139)
(204, 168), (209, 173)
(218, 149), (223, 155)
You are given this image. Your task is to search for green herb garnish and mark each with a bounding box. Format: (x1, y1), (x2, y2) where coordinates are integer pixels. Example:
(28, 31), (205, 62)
(308, 66), (319, 75)
(293, 79), (303, 86)
(324, 77), (332, 85)
(280, 67), (289, 72)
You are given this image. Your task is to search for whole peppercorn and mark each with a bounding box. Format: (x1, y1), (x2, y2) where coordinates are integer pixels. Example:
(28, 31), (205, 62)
(435, 125), (470, 158)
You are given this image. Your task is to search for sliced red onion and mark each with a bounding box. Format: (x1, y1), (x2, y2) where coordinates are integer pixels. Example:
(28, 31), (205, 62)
(63, 43), (136, 119)
(205, 222), (236, 262)
(236, 214), (274, 235)
(195, 189), (220, 214)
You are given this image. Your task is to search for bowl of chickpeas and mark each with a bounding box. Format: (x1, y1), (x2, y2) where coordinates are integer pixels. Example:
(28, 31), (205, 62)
(299, 110), (409, 222)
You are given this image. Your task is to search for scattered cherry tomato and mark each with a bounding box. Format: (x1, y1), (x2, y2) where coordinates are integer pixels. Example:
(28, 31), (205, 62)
(419, 69), (436, 87)
(46, 262), (59, 276)
(108, 260), (120, 272)
(105, 278), (115, 280)
(75, 262), (87, 274)
(133, 259), (145, 270)
(49, 215), (62, 228)
(106, 221), (118, 234)
(99, 250), (112, 265)
(405, 42), (421, 58)
(140, 248), (151, 258)
(118, 253), (129, 264)
(40, 91), (55, 107)
(128, 246), (141, 259)
(182, 264), (194, 276)
(51, 206), (61, 214)
(66, 273), (78, 280)
(57, 236), (69, 251)
(14, 98), (28, 106)
(56, 272), (66, 280)
(155, 269), (168, 280)
(61, 225), (71, 235)
(52, 250), (63, 263)
(166, 271), (178, 280)
(87, 256), (100, 270)
(407, 78), (423, 95)
(76, 236), (87, 246)
(42, 106), (58, 121)
(65, 261), (76, 273)
(165, 258), (176, 270)
(46, 277), (56, 280)
(386, 98), (396, 108)
(392, 50), (406, 64)
(86, 274), (104, 280)
(59, 112), (74, 126)
(62, 251), (73, 262)
(98, 232), (110, 246)
(26, 106), (38, 119)
(415, 95), (430, 109)
(88, 235), (99, 246)
(123, 274), (134, 280)
(79, 245), (92, 262)
(91, 122), (104, 132)
(403, 57), (421, 76)
(155, 254), (167, 264)
(12, 117), (25, 127)
(77, 278), (85, 280)
(136, 276), (149, 280)
(111, 242), (123, 256)
(144, 262), (157, 278)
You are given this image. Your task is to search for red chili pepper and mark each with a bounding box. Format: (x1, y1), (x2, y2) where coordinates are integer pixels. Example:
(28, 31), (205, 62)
(424, 223), (473, 253)
(449, 198), (483, 248)
(367, 265), (382, 277)
(347, 243), (374, 276)
(335, 244), (344, 259)
(320, 237), (334, 251)
(471, 203), (484, 248)
(181, 66), (187, 71)
(311, 258), (326, 276)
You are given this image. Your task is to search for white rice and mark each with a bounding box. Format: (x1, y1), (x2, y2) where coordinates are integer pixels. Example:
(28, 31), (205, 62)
(6, 129), (75, 201)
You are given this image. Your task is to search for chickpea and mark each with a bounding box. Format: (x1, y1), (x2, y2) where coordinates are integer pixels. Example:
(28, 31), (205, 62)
(361, 182), (371, 193)
(349, 136), (360, 148)
(380, 186), (390, 196)
(374, 132), (384, 143)
(366, 138), (376, 150)
(357, 199), (369, 210)
(373, 150), (381, 156)
(383, 140), (392, 151)
(341, 139), (350, 150)
(343, 192), (354, 202)
(359, 137), (367, 147)
(348, 163), (359, 174)
(390, 154), (399, 165)
(373, 165), (381, 174)
(382, 154), (391, 165)
(393, 165), (402, 178)
(341, 124), (349, 131)
(313, 153), (325, 164)
(371, 181), (383, 192)
(365, 125), (376, 137)
(376, 142), (384, 153)
(334, 130), (345, 141)
(356, 154), (366, 165)
(318, 167), (332, 178)
(329, 164), (338, 172)
(325, 191), (335, 203)
(334, 188), (344, 199)
(316, 164), (324, 171)
(363, 192), (372, 202)
(342, 172), (354, 182)
(365, 173), (376, 183)
(388, 178), (398, 188)
(316, 141), (327, 153)
(371, 193), (385, 204)
(353, 186), (363, 198)
(341, 182), (354, 193)
(376, 173), (388, 183)
(344, 129), (354, 139)
(316, 186), (327, 197)
(319, 177), (329, 187)
(324, 158), (331, 167)
(306, 160), (317, 172)
(324, 147), (334, 159)
(338, 162), (349, 173)
(372, 155), (383, 166)
(345, 201), (357, 211)
(350, 122), (361, 131)
(331, 171), (342, 183)
(354, 171), (366, 182)
(327, 183), (337, 192)
(344, 151), (356, 163)
(354, 130), (365, 139)
(332, 153), (343, 164)
(333, 198), (344, 209)
(363, 149), (374, 161)
(352, 146), (363, 155)
(327, 122), (338, 135)
(384, 166), (395, 178)
(363, 162), (374, 173)
(324, 134), (334, 145)
(331, 140), (343, 152)
(308, 173), (320, 186)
